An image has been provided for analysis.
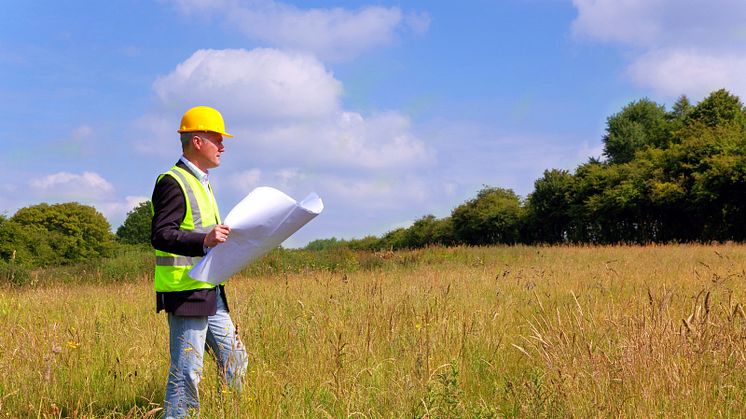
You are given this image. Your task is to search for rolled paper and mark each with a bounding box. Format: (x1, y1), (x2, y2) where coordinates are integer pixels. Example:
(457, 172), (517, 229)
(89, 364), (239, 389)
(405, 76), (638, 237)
(189, 187), (323, 284)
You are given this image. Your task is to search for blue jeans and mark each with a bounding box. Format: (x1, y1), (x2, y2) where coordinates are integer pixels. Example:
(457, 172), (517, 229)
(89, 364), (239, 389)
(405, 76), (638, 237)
(163, 288), (248, 418)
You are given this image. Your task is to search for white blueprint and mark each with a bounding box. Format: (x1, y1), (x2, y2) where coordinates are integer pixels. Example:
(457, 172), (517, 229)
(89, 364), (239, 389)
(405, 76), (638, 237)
(189, 186), (323, 285)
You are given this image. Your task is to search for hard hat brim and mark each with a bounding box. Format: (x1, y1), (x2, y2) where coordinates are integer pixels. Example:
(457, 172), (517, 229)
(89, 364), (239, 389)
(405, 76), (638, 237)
(178, 129), (234, 138)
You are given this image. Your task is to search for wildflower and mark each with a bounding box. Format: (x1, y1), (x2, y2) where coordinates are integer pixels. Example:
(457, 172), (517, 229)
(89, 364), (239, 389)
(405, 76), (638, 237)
(67, 341), (79, 349)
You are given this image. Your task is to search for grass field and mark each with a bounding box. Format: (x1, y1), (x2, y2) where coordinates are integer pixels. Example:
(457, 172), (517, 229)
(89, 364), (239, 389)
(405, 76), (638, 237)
(0, 244), (744, 418)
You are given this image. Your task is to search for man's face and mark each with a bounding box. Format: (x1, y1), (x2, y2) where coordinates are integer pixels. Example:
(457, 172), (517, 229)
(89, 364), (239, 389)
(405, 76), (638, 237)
(195, 132), (225, 169)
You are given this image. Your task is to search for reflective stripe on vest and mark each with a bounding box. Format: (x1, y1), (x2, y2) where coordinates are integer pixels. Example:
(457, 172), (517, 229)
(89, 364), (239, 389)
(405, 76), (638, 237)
(166, 167), (211, 233)
(155, 255), (201, 266)
(153, 165), (221, 292)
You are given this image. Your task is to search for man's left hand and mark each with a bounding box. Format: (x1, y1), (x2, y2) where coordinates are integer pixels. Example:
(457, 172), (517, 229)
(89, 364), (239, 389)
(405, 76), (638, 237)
(204, 224), (231, 248)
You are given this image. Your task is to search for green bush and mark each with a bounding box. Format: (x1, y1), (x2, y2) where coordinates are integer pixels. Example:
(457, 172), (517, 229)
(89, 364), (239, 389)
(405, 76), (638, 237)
(451, 187), (523, 245)
(0, 259), (30, 286)
(1, 202), (114, 267)
(116, 201), (152, 245)
(304, 237), (343, 251)
(30, 244), (152, 285)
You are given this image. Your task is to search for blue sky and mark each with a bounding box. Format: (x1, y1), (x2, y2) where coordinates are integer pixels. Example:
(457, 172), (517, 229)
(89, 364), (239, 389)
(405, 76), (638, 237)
(2, 0), (746, 247)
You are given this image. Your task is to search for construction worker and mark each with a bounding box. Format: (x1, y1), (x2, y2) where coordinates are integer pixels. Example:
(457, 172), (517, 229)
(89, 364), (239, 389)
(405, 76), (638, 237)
(150, 106), (248, 418)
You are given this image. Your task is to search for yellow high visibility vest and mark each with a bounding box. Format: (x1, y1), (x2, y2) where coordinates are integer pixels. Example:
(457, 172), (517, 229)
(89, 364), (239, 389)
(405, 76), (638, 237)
(153, 165), (221, 292)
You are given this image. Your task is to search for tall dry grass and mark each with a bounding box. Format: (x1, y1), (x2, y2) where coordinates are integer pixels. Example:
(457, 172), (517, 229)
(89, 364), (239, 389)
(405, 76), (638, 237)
(0, 244), (744, 417)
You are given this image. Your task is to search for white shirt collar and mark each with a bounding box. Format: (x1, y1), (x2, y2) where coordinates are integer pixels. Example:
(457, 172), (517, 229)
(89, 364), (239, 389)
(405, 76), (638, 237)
(179, 155), (208, 183)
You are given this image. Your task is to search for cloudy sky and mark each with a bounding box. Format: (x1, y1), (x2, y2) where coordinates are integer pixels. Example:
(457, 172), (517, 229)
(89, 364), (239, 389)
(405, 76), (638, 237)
(2, 0), (746, 247)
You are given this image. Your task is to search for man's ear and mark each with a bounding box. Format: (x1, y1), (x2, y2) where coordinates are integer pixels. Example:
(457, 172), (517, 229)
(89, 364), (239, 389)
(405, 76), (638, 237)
(191, 135), (202, 150)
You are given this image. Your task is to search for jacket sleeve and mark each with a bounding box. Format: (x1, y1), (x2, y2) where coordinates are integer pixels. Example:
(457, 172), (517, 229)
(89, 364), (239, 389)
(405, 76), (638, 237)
(150, 175), (207, 257)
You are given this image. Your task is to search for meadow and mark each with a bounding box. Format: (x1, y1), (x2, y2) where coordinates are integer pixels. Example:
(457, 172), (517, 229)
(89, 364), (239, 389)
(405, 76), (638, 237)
(0, 244), (744, 418)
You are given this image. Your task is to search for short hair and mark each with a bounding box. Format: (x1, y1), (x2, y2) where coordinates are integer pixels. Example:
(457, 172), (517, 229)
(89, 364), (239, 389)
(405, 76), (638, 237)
(180, 132), (196, 150)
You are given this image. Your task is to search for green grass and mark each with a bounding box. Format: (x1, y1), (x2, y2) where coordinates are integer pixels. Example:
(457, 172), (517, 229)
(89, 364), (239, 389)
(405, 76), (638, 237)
(1, 244), (745, 417)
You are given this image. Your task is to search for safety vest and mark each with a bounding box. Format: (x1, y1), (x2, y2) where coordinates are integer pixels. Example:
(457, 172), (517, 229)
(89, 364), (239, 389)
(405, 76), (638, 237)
(153, 165), (221, 292)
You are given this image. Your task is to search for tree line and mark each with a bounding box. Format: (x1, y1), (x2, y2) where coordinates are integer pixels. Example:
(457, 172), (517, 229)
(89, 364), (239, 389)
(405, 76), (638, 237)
(2, 88), (745, 270)
(307, 89), (746, 250)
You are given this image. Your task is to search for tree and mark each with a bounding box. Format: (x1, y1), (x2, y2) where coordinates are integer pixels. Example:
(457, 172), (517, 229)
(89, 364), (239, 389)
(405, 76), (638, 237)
(0, 218), (38, 265)
(662, 90), (746, 241)
(526, 169), (574, 243)
(400, 215), (457, 248)
(116, 201), (153, 245)
(451, 187), (523, 245)
(7, 202), (114, 265)
(430, 216), (457, 246)
(379, 228), (409, 250)
(299, 89), (746, 247)
(346, 236), (383, 251)
(687, 89), (745, 128)
(603, 98), (669, 164)
(669, 95), (693, 121)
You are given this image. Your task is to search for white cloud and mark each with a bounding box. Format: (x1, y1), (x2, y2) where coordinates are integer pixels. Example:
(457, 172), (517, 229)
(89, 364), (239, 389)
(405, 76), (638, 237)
(147, 48), (432, 171)
(153, 49), (341, 121)
(228, 168), (262, 193)
(224, 167), (433, 212)
(571, 0), (664, 46)
(167, 0), (427, 62)
(124, 195), (149, 209)
(571, 0), (746, 99)
(307, 173), (432, 213)
(229, 3), (402, 62)
(572, 0), (746, 47)
(30, 172), (114, 196)
(627, 49), (746, 98)
(98, 195), (150, 229)
(99, 195), (149, 217)
(331, 112), (432, 169)
(273, 168), (305, 188)
(236, 111), (433, 170)
(22, 172), (147, 229)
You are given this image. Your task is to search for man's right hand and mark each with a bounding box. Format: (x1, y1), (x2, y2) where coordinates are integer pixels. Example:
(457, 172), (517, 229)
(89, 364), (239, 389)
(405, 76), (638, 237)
(204, 224), (231, 248)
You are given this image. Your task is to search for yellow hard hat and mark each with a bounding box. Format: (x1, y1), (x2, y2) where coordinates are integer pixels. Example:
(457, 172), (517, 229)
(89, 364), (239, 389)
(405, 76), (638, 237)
(177, 106), (234, 138)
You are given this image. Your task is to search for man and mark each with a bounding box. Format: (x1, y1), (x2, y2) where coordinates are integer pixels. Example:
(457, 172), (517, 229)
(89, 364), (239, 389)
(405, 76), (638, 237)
(150, 105), (248, 418)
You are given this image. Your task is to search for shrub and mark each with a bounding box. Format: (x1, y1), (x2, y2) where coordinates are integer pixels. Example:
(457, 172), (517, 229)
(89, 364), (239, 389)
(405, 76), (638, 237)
(116, 201), (152, 245)
(5, 202), (114, 266)
(0, 258), (30, 286)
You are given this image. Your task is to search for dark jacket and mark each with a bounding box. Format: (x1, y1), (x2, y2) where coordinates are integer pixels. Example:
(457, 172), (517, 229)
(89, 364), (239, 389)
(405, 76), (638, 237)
(151, 159), (229, 316)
